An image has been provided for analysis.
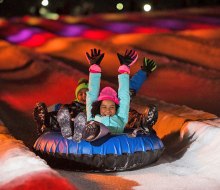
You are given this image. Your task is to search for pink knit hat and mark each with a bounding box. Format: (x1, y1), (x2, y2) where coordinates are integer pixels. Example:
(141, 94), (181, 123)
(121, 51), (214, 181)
(98, 87), (119, 105)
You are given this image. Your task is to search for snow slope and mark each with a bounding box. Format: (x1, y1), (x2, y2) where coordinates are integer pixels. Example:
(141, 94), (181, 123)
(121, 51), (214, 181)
(0, 120), (76, 190)
(0, 6), (220, 190)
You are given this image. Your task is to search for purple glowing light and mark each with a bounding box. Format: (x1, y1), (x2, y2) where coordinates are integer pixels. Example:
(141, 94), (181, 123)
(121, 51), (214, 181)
(185, 15), (220, 26)
(57, 24), (89, 37)
(104, 22), (138, 33)
(150, 18), (188, 30)
(6, 28), (42, 43)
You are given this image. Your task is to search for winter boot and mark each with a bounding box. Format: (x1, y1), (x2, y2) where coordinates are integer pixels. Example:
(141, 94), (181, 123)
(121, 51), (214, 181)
(57, 106), (73, 139)
(125, 108), (142, 129)
(82, 121), (110, 142)
(49, 112), (60, 131)
(141, 104), (158, 134)
(33, 102), (49, 136)
(73, 112), (87, 142)
(82, 121), (100, 141)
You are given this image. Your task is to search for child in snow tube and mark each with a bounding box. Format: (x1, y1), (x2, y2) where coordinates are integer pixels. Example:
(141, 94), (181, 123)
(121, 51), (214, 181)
(33, 78), (88, 136)
(55, 49), (157, 142)
(33, 49), (158, 139)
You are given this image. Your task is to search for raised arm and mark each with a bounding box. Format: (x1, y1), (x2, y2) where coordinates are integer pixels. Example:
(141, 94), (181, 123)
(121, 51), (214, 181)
(117, 49), (138, 125)
(130, 57), (157, 99)
(85, 48), (104, 121)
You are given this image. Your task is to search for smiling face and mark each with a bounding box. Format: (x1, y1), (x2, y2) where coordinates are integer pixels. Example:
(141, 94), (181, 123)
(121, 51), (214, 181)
(100, 100), (116, 116)
(77, 88), (88, 104)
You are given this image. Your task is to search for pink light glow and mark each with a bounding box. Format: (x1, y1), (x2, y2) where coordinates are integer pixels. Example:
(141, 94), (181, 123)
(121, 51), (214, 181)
(19, 32), (56, 47)
(82, 29), (113, 40)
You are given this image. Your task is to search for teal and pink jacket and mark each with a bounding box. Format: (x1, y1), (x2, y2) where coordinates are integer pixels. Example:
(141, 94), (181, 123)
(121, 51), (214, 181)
(86, 65), (130, 134)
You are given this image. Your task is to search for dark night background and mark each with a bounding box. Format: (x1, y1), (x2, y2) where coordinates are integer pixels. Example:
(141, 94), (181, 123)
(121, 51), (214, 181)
(0, 0), (220, 17)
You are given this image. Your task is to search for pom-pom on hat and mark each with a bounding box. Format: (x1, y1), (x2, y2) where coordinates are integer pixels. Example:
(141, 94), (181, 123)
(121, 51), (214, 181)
(98, 87), (119, 105)
(75, 78), (88, 99)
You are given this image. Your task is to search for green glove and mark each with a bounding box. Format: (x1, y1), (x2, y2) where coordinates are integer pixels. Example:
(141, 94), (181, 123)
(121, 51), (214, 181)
(141, 57), (157, 73)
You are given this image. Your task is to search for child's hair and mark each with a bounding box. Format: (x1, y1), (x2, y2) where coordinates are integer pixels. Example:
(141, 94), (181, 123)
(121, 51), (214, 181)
(91, 100), (119, 117)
